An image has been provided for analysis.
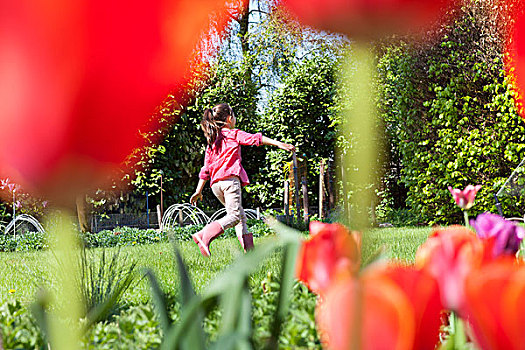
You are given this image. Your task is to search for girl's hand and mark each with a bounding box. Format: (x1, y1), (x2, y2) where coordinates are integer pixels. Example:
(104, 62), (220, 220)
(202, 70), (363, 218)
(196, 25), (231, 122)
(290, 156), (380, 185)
(280, 142), (296, 153)
(190, 192), (202, 206)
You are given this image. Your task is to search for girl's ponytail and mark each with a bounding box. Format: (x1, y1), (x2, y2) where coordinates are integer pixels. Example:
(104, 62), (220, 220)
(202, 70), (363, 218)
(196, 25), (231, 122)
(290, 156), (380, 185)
(201, 104), (232, 146)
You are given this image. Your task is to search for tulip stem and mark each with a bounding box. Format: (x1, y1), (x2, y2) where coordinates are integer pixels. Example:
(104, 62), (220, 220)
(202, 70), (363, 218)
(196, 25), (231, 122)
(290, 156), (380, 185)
(463, 211), (469, 227)
(48, 212), (83, 350)
(447, 312), (467, 348)
(453, 312), (467, 347)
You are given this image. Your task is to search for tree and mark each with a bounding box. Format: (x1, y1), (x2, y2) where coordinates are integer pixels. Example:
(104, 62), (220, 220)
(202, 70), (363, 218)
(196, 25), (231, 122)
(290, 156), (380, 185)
(249, 52), (345, 208)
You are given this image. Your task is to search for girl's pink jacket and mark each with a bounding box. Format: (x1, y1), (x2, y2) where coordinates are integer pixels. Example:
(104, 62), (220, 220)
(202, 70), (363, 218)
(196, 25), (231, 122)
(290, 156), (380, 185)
(198, 128), (262, 186)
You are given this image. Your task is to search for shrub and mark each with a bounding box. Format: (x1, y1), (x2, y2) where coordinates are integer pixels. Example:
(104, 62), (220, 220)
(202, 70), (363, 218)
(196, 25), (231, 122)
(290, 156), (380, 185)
(83, 304), (162, 349)
(0, 300), (45, 349)
(0, 220), (273, 252)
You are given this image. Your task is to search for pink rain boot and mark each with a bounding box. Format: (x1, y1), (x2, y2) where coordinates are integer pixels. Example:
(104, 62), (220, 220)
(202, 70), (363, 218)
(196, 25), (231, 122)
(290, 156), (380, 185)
(192, 221), (224, 257)
(238, 233), (254, 252)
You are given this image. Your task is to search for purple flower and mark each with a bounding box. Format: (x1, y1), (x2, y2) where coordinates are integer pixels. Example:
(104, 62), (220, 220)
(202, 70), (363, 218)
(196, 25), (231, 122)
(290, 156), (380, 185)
(470, 212), (525, 257)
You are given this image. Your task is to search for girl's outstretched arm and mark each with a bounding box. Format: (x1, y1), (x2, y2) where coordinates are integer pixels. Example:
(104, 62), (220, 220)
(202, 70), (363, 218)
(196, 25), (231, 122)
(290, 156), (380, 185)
(261, 136), (296, 152)
(190, 179), (207, 205)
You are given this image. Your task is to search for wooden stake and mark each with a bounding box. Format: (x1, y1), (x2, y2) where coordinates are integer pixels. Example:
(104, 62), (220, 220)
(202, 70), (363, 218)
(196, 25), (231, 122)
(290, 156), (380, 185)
(292, 152), (301, 223)
(319, 159), (326, 221)
(284, 180), (290, 224)
(302, 176), (309, 225)
(178, 208), (183, 226)
(157, 205), (162, 230)
(326, 161), (335, 213)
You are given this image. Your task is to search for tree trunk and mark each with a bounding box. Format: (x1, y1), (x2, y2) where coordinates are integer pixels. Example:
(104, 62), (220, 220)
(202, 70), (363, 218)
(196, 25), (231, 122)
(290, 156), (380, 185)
(238, 1), (250, 57)
(76, 195), (90, 233)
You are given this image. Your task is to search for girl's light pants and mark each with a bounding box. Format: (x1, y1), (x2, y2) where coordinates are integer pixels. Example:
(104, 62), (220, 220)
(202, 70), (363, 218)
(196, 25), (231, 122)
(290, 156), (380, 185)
(211, 176), (249, 236)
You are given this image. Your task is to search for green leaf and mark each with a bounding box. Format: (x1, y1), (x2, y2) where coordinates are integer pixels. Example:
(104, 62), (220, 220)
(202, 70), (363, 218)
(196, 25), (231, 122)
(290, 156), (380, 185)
(144, 269), (171, 334)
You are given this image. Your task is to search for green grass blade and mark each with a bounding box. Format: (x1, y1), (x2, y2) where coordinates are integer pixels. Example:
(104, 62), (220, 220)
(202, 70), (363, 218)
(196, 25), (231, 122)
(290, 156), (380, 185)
(173, 242), (196, 303)
(236, 282), (253, 349)
(161, 293), (220, 350)
(218, 279), (243, 334)
(30, 289), (51, 344)
(172, 243), (206, 350)
(209, 332), (251, 350)
(144, 268), (171, 334)
(266, 242), (300, 349)
(265, 218), (301, 350)
(204, 238), (280, 297)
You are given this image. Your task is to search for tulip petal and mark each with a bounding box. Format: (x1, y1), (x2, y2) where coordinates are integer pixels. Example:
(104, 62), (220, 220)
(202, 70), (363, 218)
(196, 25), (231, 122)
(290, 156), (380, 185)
(365, 265), (444, 350)
(0, 0), (244, 202)
(296, 221), (360, 294)
(317, 276), (415, 350)
(464, 258), (520, 350)
(416, 226), (483, 312)
(282, 0), (456, 40)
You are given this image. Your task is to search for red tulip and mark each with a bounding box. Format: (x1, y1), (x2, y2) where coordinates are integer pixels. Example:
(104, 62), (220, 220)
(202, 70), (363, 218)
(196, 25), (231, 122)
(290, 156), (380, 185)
(296, 221), (361, 295)
(415, 226), (483, 313)
(0, 0), (244, 203)
(363, 264), (444, 350)
(463, 258), (525, 350)
(317, 277), (415, 350)
(281, 0), (457, 40)
(317, 264), (438, 350)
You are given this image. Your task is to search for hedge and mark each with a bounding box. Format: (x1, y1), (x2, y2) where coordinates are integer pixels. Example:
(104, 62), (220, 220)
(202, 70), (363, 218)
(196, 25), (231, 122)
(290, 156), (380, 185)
(377, 0), (525, 224)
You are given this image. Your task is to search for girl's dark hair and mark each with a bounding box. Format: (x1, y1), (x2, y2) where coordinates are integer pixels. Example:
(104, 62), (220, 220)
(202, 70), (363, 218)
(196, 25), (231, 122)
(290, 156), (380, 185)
(201, 103), (234, 146)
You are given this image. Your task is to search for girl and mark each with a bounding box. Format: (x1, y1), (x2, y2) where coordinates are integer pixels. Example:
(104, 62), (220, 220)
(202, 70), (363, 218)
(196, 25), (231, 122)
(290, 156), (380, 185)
(190, 103), (295, 257)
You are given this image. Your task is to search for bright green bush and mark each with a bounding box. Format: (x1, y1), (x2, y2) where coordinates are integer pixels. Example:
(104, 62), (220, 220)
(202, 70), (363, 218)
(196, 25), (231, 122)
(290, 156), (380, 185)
(377, 1), (525, 224)
(83, 305), (163, 349)
(0, 300), (45, 349)
(0, 231), (48, 252)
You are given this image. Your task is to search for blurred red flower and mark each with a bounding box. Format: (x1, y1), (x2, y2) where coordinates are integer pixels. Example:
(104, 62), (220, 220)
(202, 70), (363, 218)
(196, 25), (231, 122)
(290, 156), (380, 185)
(505, 5), (525, 119)
(463, 258), (525, 350)
(415, 226), (483, 313)
(363, 264), (444, 350)
(296, 221), (360, 295)
(317, 263), (443, 350)
(0, 0), (244, 203)
(281, 0), (457, 40)
(317, 277), (414, 350)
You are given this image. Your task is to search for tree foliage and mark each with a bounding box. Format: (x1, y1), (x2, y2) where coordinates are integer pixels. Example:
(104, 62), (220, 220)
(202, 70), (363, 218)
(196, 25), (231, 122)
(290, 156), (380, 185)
(377, 0), (525, 224)
(126, 58), (259, 211)
(249, 52), (344, 207)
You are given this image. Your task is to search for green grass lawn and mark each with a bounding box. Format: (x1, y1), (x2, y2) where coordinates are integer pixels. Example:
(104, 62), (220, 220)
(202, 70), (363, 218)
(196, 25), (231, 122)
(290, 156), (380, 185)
(362, 226), (433, 263)
(0, 226), (437, 349)
(0, 226), (433, 306)
(0, 237), (283, 306)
